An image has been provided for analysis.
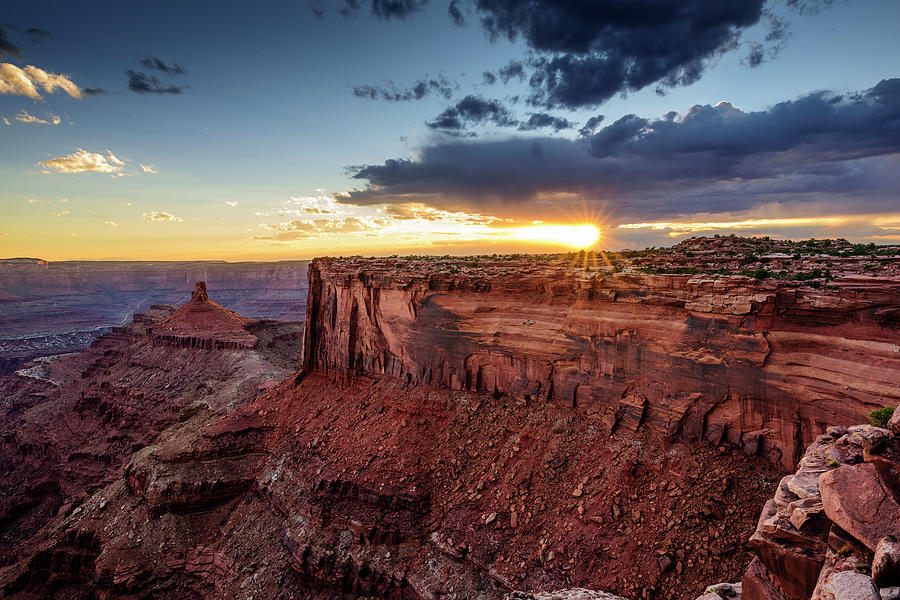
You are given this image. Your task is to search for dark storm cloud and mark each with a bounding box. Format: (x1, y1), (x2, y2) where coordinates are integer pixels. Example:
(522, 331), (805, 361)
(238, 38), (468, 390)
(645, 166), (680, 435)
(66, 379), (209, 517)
(426, 95), (518, 131)
(448, 0), (465, 25)
(482, 71), (497, 85)
(343, 79), (900, 220)
(0, 26), (22, 60)
(126, 70), (186, 94)
(329, 0), (429, 20)
(471, 0), (765, 108)
(140, 56), (186, 75)
(82, 87), (109, 96)
(353, 76), (453, 101)
(459, 1), (835, 109)
(25, 27), (51, 42)
(578, 115), (605, 137)
(518, 112), (572, 131)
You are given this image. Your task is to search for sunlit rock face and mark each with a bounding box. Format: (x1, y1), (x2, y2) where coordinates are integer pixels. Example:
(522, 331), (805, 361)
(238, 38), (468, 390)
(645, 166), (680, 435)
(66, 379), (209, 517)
(304, 255), (900, 470)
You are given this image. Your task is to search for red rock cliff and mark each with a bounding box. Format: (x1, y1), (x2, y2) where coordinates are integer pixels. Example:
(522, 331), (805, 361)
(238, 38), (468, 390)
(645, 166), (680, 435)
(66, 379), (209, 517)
(304, 257), (900, 470)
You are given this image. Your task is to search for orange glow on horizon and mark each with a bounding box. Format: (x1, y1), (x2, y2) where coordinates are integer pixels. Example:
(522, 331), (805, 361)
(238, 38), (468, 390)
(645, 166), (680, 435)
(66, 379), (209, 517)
(617, 216), (849, 235)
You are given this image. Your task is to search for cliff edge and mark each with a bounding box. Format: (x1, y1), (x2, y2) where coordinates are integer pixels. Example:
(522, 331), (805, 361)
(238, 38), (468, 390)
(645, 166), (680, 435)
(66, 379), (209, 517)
(303, 250), (900, 471)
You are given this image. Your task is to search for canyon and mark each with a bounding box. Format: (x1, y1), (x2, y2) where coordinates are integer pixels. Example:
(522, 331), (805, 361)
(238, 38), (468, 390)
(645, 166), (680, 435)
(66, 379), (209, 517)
(306, 247), (899, 471)
(0, 258), (308, 375)
(0, 236), (898, 600)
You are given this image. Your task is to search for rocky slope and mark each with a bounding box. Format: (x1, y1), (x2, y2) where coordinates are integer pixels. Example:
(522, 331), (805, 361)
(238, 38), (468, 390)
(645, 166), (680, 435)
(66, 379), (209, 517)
(305, 252), (899, 471)
(0, 284), (302, 572)
(0, 368), (779, 600)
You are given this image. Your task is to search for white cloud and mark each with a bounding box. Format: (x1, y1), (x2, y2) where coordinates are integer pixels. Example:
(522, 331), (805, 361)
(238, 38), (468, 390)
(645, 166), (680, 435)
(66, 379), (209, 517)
(39, 148), (127, 174)
(142, 211), (182, 223)
(15, 111), (61, 125)
(60, 197), (69, 203)
(222, 201), (238, 207)
(255, 216), (385, 241)
(0, 63), (81, 100)
(104, 221), (118, 227)
(50, 209), (70, 217)
(27, 197), (48, 204)
(253, 194), (508, 245)
(140, 163), (158, 174)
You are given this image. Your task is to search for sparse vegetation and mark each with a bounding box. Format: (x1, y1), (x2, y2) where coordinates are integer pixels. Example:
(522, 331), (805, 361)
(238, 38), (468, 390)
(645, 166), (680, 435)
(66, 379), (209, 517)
(870, 406), (895, 429)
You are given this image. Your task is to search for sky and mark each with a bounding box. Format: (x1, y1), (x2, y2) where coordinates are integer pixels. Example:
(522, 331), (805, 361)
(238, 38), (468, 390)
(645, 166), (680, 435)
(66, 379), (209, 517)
(1, 0), (899, 260)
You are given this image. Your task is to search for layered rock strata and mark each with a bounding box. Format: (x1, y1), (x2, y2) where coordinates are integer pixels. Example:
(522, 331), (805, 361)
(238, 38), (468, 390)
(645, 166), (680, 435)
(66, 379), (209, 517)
(304, 256), (900, 470)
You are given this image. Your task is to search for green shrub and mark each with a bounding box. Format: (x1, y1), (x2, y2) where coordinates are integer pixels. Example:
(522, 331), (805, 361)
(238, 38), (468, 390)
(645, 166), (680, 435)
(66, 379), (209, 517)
(870, 406), (895, 428)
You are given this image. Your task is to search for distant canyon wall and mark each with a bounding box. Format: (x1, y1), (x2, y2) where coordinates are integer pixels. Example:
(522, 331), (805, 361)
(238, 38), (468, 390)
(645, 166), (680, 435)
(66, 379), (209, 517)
(0, 258), (308, 372)
(304, 258), (900, 470)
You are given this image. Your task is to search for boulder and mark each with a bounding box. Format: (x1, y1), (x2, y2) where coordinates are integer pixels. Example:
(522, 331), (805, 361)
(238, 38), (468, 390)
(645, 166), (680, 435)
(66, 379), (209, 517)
(890, 406), (900, 435)
(695, 582), (741, 599)
(741, 557), (785, 600)
(817, 570), (879, 600)
(873, 535), (900, 588)
(819, 463), (900, 551)
(881, 587), (900, 600)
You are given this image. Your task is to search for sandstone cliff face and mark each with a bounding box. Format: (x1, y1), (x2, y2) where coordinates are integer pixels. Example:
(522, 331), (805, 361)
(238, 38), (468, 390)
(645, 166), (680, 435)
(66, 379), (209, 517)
(304, 258), (900, 470)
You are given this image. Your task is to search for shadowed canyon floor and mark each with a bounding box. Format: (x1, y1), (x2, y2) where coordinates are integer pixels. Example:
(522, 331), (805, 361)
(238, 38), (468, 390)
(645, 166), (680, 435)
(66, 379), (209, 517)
(0, 237), (898, 600)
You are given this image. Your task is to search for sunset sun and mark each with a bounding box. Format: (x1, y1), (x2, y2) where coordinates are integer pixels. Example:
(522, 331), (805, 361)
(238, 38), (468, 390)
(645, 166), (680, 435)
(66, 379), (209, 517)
(511, 223), (601, 248)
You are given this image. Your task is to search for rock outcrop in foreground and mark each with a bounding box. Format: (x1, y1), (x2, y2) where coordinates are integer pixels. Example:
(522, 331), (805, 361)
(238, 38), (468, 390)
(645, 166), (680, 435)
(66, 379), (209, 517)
(305, 245), (899, 471)
(740, 410), (900, 600)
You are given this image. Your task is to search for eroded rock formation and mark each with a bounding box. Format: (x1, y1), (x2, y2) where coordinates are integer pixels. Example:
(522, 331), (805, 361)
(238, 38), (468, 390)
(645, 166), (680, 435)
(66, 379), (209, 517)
(150, 281), (260, 349)
(0, 287), (302, 572)
(0, 258), (308, 373)
(304, 256), (900, 470)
